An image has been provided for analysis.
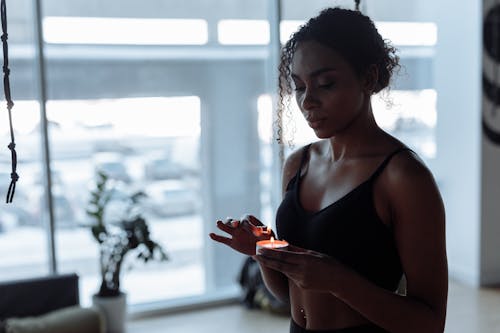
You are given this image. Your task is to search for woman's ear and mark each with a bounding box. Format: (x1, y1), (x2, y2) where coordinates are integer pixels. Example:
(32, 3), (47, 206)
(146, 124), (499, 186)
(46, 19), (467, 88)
(363, 64), (379, 94)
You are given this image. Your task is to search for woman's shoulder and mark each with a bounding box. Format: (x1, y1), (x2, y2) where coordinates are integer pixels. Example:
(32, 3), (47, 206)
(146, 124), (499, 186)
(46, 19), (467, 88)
(375, 145), (444, 233)
(373, 132), (430, 180)
(381, 146), (440, 201)
(385, 146), (431, 179)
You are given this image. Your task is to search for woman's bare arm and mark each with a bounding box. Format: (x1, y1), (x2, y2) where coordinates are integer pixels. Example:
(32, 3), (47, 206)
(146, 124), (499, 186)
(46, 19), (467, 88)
(330, 153), (448, 333)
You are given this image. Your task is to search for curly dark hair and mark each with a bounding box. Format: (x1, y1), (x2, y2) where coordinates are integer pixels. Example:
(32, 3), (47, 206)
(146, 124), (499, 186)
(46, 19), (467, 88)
(275, 7), (400, 146)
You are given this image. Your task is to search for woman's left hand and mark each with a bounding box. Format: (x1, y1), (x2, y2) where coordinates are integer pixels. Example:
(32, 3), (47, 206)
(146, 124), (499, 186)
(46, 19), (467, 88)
(254, 244), (342, 292)
(209, 214), (273, 256)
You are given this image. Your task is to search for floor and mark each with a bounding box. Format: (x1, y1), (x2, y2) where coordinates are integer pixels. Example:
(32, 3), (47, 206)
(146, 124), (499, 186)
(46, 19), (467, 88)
(127, 279), (500, 333)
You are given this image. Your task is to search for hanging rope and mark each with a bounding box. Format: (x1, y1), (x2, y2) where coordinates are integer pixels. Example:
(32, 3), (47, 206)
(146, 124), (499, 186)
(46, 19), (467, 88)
(354, 0), (361, 11)
(1, 0), (19, 203)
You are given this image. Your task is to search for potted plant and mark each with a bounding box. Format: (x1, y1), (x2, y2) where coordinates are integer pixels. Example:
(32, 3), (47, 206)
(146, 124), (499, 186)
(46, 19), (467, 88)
(86, 171), (168, 333)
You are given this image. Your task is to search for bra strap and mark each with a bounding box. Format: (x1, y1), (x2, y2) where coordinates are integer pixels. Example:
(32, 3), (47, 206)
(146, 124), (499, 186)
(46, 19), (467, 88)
(369, 147), (413, 181)
(296, 144), (312, 178)
(284, 144), (312, 192)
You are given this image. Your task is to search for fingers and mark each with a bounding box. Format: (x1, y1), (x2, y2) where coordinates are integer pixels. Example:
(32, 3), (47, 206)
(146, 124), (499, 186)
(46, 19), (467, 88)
(286, 245), (326, 258)
(245, 222), (269, 237)
(240, 215), (272, 237)
(253, 227), (272, 237)
(209, 232), (232, 246)
(221, 216), (258, 235)
(214, 215), (269, 239)
(254, 252), (299, 274)
(216, 219), (238, 234)
(238, 220), (255, 234)
(257, 247), (307, 264)
(258, 247), (289, 258)
(286, 244), (310, 253)
(241, 214), (264, 227)
(222, 216), (240, 227)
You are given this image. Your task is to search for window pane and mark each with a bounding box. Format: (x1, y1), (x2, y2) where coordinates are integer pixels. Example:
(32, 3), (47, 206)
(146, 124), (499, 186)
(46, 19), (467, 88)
(46, 97), (203, 306)
(373, 90), (437, 159)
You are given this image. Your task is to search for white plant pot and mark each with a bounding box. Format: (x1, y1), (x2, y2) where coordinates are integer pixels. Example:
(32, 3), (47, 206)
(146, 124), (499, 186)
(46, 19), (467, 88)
(92, 292), (127, 333)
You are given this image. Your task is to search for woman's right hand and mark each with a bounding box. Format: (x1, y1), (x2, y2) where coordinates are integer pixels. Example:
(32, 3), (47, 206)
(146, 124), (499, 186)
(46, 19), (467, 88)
(209, 214), (274, 256)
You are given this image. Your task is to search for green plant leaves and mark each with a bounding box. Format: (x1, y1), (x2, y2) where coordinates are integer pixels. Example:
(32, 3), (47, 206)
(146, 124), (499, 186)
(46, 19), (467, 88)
(86, 169), (168, 297)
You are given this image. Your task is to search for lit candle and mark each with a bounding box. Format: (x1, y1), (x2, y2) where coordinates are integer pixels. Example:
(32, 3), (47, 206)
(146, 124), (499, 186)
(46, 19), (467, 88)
(256, 236), (289, 253)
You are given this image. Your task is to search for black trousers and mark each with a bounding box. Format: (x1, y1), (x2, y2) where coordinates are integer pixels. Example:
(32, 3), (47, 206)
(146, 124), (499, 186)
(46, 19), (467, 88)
(290, 319), (389, 333)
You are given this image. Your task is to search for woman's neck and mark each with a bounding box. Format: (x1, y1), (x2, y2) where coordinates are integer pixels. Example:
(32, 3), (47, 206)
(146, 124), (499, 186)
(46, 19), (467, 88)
(326, 103), (382, 161)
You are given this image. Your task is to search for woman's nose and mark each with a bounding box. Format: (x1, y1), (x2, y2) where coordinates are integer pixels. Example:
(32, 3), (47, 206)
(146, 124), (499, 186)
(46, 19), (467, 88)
(300, 88), (320, 110)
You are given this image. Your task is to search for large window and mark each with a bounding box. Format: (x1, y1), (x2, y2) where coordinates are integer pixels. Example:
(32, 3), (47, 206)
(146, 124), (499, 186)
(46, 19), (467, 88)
(40, 1), (210, 308)
(1, 0), (268, 311)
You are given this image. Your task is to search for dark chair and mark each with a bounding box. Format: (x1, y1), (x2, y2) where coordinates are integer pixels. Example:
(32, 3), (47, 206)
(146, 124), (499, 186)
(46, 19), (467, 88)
(0, 274), (104, 333)
(0, 273), (79, 320)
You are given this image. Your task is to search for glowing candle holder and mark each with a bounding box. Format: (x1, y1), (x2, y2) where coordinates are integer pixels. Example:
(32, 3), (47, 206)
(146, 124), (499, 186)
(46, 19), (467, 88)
(256, 237), (289, 254)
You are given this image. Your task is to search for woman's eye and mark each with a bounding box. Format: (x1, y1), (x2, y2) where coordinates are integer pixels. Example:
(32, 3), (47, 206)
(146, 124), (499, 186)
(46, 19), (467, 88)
(319, 82), (335, 89)
(294, 86), (305, 92)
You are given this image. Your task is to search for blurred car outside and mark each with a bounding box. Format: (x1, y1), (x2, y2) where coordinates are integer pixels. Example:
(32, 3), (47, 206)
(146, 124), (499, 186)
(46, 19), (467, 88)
(143, 157), (184, 180)
(33, 168), (64, 187)
(28, 191), (76, 229)
(52, 193), (75, 228)
(92, 139), (135, 155)
(0, 173), (33, 231)
(93, 152), (132, 184)
(144, 179), (198, 217)
(0, 210), (20, 234)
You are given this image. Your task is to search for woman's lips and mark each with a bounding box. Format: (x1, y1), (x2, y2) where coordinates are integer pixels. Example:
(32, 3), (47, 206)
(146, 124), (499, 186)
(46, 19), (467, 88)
(308, 119), (324, 129)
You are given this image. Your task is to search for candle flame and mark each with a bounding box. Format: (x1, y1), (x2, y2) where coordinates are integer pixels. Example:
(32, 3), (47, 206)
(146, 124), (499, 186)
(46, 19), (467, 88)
(270, 236), (275, 243)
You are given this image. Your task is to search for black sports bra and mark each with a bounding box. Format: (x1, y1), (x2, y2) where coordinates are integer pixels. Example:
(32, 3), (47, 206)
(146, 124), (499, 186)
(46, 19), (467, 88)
(276, 144), (409, 291)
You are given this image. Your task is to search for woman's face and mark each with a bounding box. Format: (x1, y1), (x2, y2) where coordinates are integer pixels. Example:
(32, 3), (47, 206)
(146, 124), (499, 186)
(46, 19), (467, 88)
(291, 40), (368, 139)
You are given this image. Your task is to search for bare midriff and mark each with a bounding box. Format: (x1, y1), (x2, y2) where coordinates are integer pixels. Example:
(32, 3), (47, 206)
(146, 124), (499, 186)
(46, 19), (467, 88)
(289, 281), (370, 330)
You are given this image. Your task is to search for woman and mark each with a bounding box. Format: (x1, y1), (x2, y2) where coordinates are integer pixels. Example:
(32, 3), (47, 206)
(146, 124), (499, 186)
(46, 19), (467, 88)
(209, 7), (447, 333)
